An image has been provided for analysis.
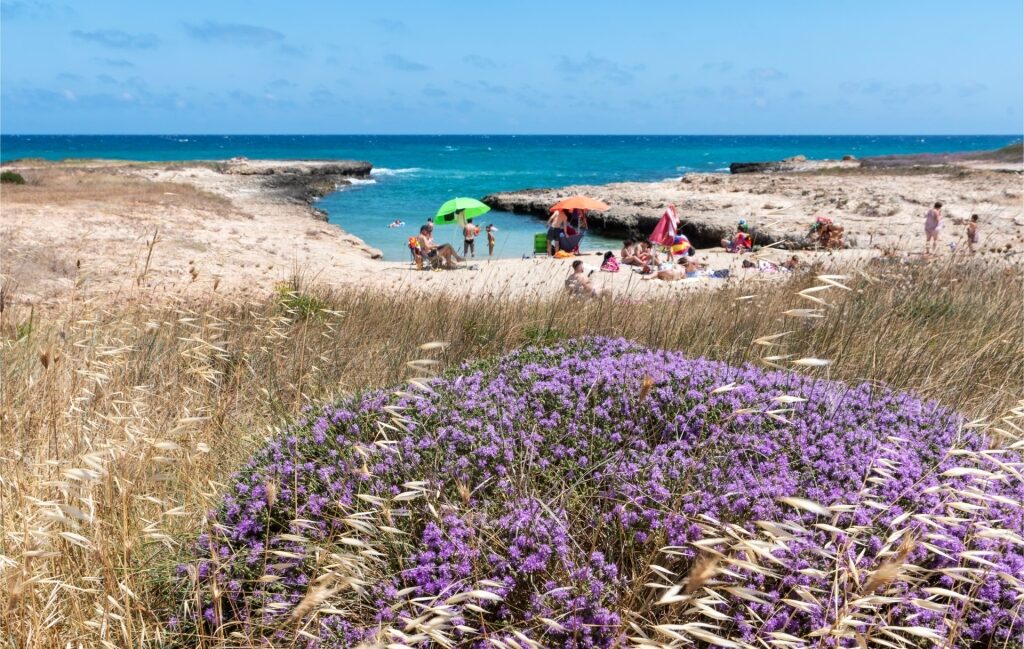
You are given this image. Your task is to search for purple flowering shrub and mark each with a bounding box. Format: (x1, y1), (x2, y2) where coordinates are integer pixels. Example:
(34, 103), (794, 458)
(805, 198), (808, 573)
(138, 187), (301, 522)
(179, 337), (1023, 647)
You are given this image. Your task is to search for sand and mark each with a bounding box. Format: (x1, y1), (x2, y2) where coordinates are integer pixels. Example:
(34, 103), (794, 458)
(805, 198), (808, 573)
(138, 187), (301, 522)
(1, 158), (1018, 311)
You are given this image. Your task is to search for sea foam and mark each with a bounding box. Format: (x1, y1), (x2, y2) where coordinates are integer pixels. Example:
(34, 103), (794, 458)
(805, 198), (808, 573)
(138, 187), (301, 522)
(371, 167), (422, 176)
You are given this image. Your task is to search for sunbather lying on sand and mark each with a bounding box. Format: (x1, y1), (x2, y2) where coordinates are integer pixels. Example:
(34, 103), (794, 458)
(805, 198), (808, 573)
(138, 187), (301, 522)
(642, 258), (699, 281)
(642, 265), (687, 282)
(643, 258), (731, 281)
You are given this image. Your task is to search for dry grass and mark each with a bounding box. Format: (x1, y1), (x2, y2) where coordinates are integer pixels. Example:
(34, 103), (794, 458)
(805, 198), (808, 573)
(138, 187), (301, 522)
(0, 260), (1021, 647)
(0, 163), (233, 212)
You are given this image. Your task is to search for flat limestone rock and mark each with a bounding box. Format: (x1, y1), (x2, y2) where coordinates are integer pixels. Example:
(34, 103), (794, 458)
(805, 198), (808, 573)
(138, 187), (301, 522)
(221, 159), (374, 212)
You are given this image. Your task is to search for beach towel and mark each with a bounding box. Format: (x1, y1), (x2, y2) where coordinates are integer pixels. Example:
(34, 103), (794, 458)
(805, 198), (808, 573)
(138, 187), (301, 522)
(553, 249), (575, 259)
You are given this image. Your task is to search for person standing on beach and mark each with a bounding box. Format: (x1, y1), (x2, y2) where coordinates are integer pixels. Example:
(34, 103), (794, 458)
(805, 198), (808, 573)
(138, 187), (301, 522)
(924, 202), (943, 254)
(486, 224), (496, 257)
(547, 209), (568, 256)
(463, 221), (478, 258)
(966, 214), (980, 254)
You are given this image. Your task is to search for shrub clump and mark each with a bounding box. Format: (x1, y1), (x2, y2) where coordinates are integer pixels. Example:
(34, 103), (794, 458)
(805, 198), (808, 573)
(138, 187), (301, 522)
(178, 337), (1023, 647)
(0, 170), (26, 184)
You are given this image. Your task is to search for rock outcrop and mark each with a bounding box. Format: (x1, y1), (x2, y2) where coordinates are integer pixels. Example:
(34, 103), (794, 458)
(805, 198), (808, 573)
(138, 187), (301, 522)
(729, 161), (789, 174)
(482, 186), (798, 248)
(221, 158), (373, 218)
(732, 144), (1023, 175)
(730, 156), (857, 174)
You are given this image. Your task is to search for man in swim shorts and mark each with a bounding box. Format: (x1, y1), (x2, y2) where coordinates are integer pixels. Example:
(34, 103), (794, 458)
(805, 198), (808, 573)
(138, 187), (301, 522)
(547, 209), (568, 256)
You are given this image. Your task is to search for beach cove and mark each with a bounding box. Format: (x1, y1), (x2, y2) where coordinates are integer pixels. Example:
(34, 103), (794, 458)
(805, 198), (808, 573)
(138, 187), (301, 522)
(1, 143), (1021, 310)
(4, 134), (1021, 260)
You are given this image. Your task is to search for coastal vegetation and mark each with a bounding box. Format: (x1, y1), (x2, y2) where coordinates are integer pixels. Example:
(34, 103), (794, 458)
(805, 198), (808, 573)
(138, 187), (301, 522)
(0, 170), (25, 184)
(1, 260), (1021, 647)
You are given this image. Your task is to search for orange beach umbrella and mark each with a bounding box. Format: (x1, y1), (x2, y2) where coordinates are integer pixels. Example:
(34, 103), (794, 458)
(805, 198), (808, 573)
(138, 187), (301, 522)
(549, 195), (610, 212)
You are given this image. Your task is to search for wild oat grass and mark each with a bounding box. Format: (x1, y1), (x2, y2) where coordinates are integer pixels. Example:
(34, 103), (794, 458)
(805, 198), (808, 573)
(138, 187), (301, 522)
(0, 260), (1021, 647)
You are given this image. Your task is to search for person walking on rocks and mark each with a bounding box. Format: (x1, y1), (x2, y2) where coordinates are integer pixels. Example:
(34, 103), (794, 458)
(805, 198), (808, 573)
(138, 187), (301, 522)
(924, 202), (943, 254)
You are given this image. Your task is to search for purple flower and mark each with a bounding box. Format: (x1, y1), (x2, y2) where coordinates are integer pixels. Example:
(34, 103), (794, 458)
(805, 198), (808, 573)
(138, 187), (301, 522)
(175, 337), (1024, 647)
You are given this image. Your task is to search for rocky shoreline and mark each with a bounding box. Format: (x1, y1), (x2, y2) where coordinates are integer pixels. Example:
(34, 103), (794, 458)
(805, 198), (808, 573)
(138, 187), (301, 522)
(483, 184), (794, 248)
(483, 144), (1023, 250)
(0, 157), (387, 306)
(218, 158), (373, 220)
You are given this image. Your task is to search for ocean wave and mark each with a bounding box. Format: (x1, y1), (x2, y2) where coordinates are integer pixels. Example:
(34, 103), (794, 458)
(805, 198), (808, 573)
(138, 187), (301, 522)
(342, 178), (377, 187)
(371, 167), (422, 176)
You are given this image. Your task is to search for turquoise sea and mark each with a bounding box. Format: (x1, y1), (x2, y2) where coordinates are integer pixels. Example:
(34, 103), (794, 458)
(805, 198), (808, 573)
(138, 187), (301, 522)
(2, 135), (1019, 260)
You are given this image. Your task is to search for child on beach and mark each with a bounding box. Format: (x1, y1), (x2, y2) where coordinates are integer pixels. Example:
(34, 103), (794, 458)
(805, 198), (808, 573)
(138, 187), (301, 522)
(966, 214), (979, 254)
(924, 202), (943, 254)
(486, 224), (496, 257)
(463, 222), (479, 258)
(600, 251), (620, 272)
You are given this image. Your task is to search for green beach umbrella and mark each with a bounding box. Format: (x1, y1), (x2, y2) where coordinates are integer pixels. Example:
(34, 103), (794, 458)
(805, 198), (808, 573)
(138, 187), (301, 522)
(435, 197), (490, 224)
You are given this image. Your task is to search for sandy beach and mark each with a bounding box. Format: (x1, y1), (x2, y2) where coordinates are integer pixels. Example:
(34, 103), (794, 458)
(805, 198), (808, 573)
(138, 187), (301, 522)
(1, 155), (1020, 310)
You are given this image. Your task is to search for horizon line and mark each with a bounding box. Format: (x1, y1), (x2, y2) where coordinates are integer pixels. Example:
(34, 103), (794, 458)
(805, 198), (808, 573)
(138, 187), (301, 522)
(3, 133), (1022, 138)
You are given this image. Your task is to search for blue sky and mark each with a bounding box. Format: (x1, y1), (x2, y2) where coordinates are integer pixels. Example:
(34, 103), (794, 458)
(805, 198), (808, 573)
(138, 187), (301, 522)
(1, 0), (1021, 134)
